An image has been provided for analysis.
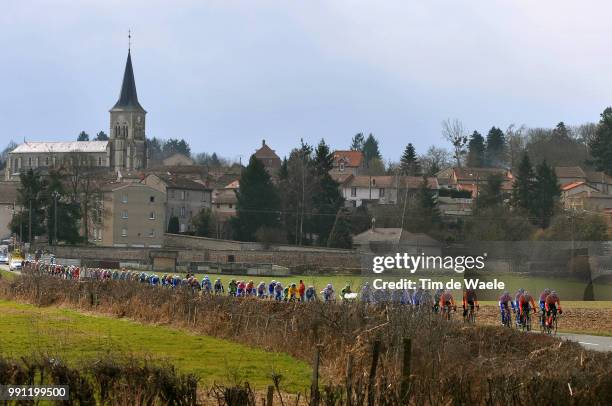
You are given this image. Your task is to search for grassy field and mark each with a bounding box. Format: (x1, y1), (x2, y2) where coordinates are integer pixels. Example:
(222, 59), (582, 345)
(188, 272), (612, 301)
(0, 300), (311, 392)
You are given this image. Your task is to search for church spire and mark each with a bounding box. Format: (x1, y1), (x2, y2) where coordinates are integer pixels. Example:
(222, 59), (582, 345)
(112, 47), (145, 111)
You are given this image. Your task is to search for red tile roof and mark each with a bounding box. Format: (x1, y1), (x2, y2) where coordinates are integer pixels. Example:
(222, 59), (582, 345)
(332, 150), (364, 168)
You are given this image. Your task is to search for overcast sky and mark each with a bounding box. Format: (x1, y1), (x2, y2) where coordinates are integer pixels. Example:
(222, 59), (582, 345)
(1, 1), (611, 162)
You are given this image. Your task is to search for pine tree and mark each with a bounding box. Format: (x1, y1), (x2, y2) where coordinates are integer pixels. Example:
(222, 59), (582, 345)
(46, 170), (81, 244)
(77, 131), (89, 141)
(485, 127), (506, 167)
(532, 160), (560, 228)
(350, 133), (365, 151)
(475, 173), (504, 210)
(511, 154), (535, 213)
(409, 176), (440, 233)
(232, 155), (281, 241)
(9, 169), (48, 242)
(400, 143), (421, 175)
(328, 208), (353, 249)
(589, 107), (612, 175)
(466, 131), (485, 167)
(312, 139), (344, 244)
(362, 133), (382, 165)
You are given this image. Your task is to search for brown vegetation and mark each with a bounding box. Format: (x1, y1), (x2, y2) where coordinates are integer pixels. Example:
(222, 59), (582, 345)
(2, 275), (612, 405)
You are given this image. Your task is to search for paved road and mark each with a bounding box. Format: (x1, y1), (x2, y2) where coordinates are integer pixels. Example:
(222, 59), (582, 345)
(558, 333), (612, 352)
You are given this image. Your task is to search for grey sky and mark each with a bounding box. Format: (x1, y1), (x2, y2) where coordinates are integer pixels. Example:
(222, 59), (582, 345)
(1, 1), (610, 162)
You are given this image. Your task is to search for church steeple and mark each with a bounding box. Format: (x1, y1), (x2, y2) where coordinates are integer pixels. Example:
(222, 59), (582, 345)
(112, 50), (145, 112)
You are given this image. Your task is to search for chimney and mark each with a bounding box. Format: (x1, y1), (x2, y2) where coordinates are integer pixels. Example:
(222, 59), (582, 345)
(262, 139), (266, 147)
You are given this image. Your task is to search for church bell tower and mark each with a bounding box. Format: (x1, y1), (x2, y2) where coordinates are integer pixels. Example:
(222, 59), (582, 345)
(109, 43), (147, 172)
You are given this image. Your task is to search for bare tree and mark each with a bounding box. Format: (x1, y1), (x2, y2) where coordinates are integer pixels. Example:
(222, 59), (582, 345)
(505, 124), (526, 171)
(63, 152), (105, 242)
(419, 146), (452, 176)
(441, 118), (468, 167)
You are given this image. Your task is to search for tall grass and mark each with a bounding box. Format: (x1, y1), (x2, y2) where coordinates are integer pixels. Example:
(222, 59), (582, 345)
(3, 274), (612, 405)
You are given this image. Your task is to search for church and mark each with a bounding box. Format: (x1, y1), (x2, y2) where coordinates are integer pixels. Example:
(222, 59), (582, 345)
(4, 49), (148, 181)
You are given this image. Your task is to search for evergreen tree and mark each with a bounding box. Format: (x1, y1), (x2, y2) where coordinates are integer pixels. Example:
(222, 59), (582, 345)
(485, 126), (506, 167)
(94, 131), (109, 141)
(475, 173), (504, 210)
(328, 208), (353, 249)
(191, 208), (214, 237)
(167, 216), (180, 233)
(362, 133), (381, 165)
(511, 154), (535, 214)
(466, 131), (485, 167)
(9, 169), (48, 243)
(589, 107), (612, 175)
(46, 170), (81, 244)
(400, 143), (421, 175)
(350, 133), (365, 151)
(409, 176), (440, 233)
(232, 155), (280, 241)
(532, 160), (560, 228)
(77, 131), (89, 141)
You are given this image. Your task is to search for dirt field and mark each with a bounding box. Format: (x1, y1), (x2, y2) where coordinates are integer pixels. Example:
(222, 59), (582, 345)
(477, 303), (612, 335)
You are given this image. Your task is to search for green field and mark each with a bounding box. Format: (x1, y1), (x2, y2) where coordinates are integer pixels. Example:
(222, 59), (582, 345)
(0, 300), (311, 391)
(187, 272), (612, 301)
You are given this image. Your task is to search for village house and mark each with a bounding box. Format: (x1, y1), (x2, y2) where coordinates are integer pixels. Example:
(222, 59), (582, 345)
(92, 182), (165, 248)
(330, 150), (366, 177)
(143, 173), (212, 233)
(254, 140), (281, 177)
(436, 167), (513, 197)
(340, 175), (439, 207)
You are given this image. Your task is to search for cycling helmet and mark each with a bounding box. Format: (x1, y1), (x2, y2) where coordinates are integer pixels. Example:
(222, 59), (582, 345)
(551, 290), (557, 295)
(544, 288), (551, 294)
(327, 284), (333, 289)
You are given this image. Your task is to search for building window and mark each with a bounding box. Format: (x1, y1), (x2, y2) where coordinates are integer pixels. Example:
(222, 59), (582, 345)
(150, 196), (155, 203)
(379, 188), (385, 197)
(28, 157), (32, 166)
(170, 190), (175, 199)
(121, 228), (127, 237)
(121, 194), (128, 203)
(149, 211), (156, 220)
(228, 204), (233, 209)
(171, 207), (174, 216)
(36, 157), (39, 167)
(181, 190), (186, 200)
(121, 210), (128, 219)
(180, 207), (186, 218)
(351, 187), (357, 197)
(45, 157), (49, 166)
(339, 162), (345, 172)
(148, 229), (155, 238)
(216, 204), (221, 209)
(372, 179), (376, 186)
(98, 157), (102, 166)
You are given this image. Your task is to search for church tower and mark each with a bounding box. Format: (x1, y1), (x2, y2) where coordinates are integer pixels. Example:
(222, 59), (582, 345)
(109, 48), (147, 172)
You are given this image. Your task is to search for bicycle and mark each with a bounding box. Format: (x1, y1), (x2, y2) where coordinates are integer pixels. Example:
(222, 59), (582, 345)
(441, 304), (456, 321)
(544, 310), (559, 335)
(519, 309), (533, 332)
(501, 306), (512, 328)
(464, 305), (477, 324)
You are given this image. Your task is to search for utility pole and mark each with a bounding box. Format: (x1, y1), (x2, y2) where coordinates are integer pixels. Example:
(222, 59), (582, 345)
(53, 192), (59, 245)
(28, 199), (32, 245)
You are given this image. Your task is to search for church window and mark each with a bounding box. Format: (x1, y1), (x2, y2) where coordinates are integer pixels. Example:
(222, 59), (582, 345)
(45, 157), (49, 166)
(28, 157), (32, 166)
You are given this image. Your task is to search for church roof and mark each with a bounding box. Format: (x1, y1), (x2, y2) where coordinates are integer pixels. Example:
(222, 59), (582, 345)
(112, 50), (145, 111)
(11, 141), (109, 154)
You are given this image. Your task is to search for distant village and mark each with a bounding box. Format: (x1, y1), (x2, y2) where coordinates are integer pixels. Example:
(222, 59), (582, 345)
(1, 49), (612, 251)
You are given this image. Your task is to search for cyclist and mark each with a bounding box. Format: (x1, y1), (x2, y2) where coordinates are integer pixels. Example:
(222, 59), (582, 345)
(499, 291), (513, 326)
(214, 278), (224, 295)
(321, 284), (335, 303)
(462, 288), (479, 321)
(253, 281), (263, 297)
(274, 282), (284, 301)
(439, 290), (456, 318)
(412, 287), (424, 307)
(360, 282), (372, 303)
(518, 290), (537, 329)
(268, 280), (277, 299)
(341, 284), (352, 301)
(298, 280), (306, 301)
(201, 276), (212, 293)
(237, 280), (246, 297)
(513, 288), (525, 327)
(539, 288), (551, 327)
(305, 285), (317, 302)
(228, 279), (238, 296)
(288, 283), (299, 301)
(433, 288), (444, 313)
(545, 290), (563, 328)
(245, 280), (255, 296)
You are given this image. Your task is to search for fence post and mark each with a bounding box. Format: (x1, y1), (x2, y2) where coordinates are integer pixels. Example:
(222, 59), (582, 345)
(400, 338), (412, 402)
(266, 385), (274, 406)
(310, 347), (320, 406)
(367, 340), (381, 406)
(346, 353), (354, 406)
